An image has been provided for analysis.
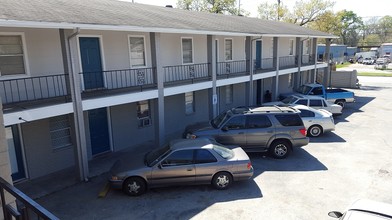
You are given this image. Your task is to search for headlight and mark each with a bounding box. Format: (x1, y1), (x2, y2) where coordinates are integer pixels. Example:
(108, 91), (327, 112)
(111, 176), (119, 181)
(186, 133), (197, 139)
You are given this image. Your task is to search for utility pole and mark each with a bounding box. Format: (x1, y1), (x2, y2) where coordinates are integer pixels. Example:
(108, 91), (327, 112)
(277, 0), (281, 21)
(238, 0), (241, 16)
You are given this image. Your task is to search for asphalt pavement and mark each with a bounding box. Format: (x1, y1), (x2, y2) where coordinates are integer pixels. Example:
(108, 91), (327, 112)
(35, 76), (392, 220)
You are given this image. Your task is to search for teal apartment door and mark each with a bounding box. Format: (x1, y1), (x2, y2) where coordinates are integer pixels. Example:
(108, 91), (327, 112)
(88, 108), (110, 156)
(255, 40), (262, 69)
(79, 37), (104, 90)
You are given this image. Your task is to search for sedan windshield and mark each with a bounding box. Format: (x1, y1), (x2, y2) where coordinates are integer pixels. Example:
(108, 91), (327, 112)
(212, 145), (234, 159)
(211, 111), (232, 128)
(145, 144), (171, 167)
(281, 96), (298, 104)
(296, 85), (312, 94)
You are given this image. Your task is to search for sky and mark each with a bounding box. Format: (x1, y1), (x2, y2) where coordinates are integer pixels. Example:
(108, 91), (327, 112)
(129, 0), (391, 19)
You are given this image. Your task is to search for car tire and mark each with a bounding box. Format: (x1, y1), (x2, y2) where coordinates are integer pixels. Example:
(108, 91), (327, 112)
(212, 172), (232, 190)
(335, 100), (346, 108)
(308, 125), (323, 137)
(269, 140), (291, 159)
(123, 177), (146, 196)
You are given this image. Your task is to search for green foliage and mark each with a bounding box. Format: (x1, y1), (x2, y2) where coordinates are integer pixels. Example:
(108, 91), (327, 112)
(176, 0), (242, 15)
(257, 2), (289, 21)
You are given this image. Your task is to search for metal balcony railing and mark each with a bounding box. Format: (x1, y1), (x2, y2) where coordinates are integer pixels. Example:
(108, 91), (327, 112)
(163, 63), (210, 84)
(0, 74), (69, 105)
(217, 60), (248, 78)
(254, 57), (276, 73)
(1, 177), (58, 220)
(279, 56), (297, 69)
(302, 54), (316, 65)
(80, 67), (156, 92)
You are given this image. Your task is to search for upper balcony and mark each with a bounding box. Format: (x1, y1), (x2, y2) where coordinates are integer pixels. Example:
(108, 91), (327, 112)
(1, 55), (323, 112)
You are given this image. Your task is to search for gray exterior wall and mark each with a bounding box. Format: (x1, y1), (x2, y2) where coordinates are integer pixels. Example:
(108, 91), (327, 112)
(21, 116), (75, 179)
(278, 74), (294, 94)
(164, 90), (210, 140)
(218, 83), (246, 113)
(110, 102), (156, 151)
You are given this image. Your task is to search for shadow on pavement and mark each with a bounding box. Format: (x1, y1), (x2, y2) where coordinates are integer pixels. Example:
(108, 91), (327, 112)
(309, 131), (346, 143)
(335, 95), (375, 125)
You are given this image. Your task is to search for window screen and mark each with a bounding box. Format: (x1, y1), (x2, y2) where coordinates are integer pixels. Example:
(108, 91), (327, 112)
(182, 38), (193, 64)
(50, 115), (72, 150)
(0, 35), (26, 76)
(129, 36), (145, 67)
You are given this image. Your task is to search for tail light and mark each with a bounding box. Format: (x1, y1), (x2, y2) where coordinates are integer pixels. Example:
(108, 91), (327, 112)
(247, 162), (252, 170)
(299, 128), (307, 136)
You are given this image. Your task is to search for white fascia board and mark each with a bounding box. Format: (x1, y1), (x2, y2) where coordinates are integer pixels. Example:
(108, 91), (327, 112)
(82, 90), (159, 111)
(261, 34), (339, 39)
(3, 103), (73, 126)
(316, 63), (328, 68)
(253, 71), (277, 80)
(279, 67), (297, 75)
(164, 81), (212, 97)
(216, 75), (250, 87)
(300, 65), (316, 71)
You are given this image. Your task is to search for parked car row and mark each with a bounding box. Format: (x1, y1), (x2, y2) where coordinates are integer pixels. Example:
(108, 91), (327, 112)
(108, 85), (353, 196)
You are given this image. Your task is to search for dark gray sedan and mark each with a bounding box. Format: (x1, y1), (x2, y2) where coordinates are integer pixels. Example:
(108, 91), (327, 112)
(109, 138), (254, 196)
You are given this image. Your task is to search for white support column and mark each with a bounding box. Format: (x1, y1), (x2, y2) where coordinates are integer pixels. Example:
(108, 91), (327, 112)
(246, 36), (253, 105)
(151, 33), (165, 146)
(273, 37), (280, 101)
(208, 35), (218, 118)
(64, 29), (89, 182)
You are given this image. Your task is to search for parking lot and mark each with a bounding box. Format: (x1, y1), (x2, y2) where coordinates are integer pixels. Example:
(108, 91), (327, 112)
(36, 76), (392, 220)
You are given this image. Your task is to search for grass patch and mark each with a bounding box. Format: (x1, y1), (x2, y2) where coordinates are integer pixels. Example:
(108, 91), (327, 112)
(336, 62), (352, 68)
(357, 72), (392, 77)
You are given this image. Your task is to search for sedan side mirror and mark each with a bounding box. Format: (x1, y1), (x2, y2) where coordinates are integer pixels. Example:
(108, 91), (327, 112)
(222, 126), (229, 132)
(158, 163), (163, 169)
(328, 211), (343, 218)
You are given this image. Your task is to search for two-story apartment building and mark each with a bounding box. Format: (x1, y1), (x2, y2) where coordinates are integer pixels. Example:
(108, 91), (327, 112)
(0, 0), (335, 183)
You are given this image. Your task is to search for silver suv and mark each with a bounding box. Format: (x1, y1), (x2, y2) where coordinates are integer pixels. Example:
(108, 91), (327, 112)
(184, 106), (309, 159)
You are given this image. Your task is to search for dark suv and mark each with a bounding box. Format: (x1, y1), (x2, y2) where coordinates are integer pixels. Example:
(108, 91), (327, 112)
(183, 106), (309, 159)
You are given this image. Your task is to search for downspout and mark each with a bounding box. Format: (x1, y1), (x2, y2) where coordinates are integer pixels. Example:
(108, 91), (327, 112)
(249, 37), (262, 105)
(67, 28), (89, 182)
(298, 36), (310, 86)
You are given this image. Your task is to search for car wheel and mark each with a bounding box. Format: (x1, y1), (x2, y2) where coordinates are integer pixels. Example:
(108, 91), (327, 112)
(308, 125), (323, 137)
(212, 172), (232, 190)
(335, 100), (345, 108)
(269, 140), (291, 159)
(123, 177), (146, 196)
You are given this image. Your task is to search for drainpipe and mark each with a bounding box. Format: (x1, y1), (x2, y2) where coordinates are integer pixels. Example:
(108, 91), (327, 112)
(249, 36), (262, 105)
(67, 28), (89, 182)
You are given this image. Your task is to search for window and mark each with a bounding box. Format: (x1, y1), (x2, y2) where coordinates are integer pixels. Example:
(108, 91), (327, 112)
(312, 87), (323, 95)
(137, 100), (151, 127)
(162, 150), (194, 166)
(224, 115), (246, 130)
(129, 36), (146, 67)
(225, 39), (232, 61)
(225, 85), (233, 105)
(182, 38), (193, 64)
(0, 35), (26, 76)
(299, 109), (315, 118)
(247, 115), (272, 128)
(185, 92), (195, 115)
(275, 114), (303, 126)
(296, 99), (308, 105)
(309, 100), (323, 107)
(289, 39), (294, 55)
(50, 115), (72, 150)
(195, 149), (217, 164)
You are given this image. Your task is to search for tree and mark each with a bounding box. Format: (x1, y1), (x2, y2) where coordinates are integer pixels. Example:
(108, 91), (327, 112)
(337, 10), (363, 46)
(377, 16), (392, 43)
(257, 1), (289, 21)
(287, 0), (335, 26)
(177, 0), (241, 15)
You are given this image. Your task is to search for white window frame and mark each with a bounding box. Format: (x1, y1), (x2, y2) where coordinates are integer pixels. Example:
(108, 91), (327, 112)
(181, 37), (194, 64)
(50, 115), (72, 151)
(0, 32), (30, 78)
(224, 38), (233, 61)
(225, 85), (233, 105)
(185, 92), (195, 115)
(128, 35), (147, 68)
(289, 39), (294, 56)
(137, 100), (152, 128)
